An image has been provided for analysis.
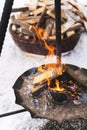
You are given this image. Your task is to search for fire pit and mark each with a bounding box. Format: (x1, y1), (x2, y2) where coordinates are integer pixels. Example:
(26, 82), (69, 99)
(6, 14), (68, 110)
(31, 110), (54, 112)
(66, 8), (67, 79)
(13, 63), (87, 122)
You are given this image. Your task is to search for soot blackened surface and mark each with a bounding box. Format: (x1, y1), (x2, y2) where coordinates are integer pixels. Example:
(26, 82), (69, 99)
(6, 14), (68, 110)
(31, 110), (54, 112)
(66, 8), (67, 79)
(13, 64), (87, 122)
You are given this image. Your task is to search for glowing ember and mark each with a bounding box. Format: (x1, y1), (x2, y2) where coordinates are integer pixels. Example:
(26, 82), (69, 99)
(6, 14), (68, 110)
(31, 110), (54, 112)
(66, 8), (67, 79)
(50, 79), (65, 92)
(32, 25), (80, 98)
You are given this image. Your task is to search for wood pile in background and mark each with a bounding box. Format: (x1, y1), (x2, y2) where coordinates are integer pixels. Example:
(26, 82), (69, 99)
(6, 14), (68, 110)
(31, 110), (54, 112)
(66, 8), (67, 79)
(10, 0), (87, 41)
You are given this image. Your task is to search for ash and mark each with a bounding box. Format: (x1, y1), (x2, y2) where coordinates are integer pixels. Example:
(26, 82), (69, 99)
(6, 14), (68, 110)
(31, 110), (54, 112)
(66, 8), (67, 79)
(81, 93), (87, 104)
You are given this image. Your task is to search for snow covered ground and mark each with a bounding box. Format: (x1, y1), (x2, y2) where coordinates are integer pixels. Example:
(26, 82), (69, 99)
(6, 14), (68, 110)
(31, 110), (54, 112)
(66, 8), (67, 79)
(0, 0), (87, 130)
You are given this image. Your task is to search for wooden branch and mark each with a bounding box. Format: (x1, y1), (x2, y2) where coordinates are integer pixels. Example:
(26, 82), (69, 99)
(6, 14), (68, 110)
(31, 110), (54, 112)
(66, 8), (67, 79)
(65, 64), (87, 88)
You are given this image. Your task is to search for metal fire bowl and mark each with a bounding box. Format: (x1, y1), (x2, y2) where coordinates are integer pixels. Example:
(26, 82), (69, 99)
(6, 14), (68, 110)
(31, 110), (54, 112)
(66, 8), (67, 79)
(13, 64), (87, 122)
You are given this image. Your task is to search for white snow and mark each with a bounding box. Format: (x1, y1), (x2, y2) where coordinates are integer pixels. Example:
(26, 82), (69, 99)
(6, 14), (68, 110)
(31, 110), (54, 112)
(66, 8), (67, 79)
(0, 0), (87, 130)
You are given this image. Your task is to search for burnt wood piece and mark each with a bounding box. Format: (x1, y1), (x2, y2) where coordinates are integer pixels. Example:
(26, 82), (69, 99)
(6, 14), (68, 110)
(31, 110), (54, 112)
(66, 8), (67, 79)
(9, 24), (82, 55)
(13, 64), (87, 123)
(31, 83), (47, 94)
(66, 64), (87, 88)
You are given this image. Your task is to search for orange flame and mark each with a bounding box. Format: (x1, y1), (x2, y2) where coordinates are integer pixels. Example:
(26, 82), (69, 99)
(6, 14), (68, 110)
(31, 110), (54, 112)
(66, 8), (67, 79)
(33, 26), (44, 40)
(33, 25), (65, 92)
(44, 40), (56, 56)
(50, 79), (65, 92)
(33, 25), (56, 56)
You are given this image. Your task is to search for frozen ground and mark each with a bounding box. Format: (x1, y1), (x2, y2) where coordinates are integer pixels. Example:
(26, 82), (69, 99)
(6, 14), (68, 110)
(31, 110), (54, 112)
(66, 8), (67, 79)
(0, 0), (87, 130)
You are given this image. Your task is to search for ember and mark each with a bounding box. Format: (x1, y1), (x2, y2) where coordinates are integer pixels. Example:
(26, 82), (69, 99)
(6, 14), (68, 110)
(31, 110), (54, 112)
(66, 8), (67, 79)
(31, 63), (82, 106)
(13, 64), (87, 122)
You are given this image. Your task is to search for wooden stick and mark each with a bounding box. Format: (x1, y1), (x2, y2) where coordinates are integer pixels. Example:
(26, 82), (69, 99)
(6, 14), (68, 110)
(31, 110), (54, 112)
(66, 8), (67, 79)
(11, 19), (30, 29)
(31, 84), (47, 94)
(11, 7), (29, 13)
(46, 9), (55, 19)
(32, 69), (58, 85)
(61, 20), (75, 34)
(68, 23), (82, 32)
(32, 6), (45, 16)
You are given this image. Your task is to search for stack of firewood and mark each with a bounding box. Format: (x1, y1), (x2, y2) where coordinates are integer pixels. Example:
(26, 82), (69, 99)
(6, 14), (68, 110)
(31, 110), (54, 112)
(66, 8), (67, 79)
(10, 0), (87, 41)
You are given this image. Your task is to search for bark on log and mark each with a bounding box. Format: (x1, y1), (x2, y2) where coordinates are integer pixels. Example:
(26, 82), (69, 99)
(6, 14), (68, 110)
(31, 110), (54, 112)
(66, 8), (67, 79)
(65, 64), (87, 88)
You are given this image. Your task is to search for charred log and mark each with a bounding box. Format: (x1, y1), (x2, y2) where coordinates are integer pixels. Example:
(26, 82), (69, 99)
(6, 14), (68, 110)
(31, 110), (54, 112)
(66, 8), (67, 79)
(65, 64), (87, 88)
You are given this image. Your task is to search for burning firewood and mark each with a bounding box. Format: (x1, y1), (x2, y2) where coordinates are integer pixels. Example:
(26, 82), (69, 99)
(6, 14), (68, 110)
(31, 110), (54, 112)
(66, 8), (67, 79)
(31, 83), (47, 95)
(32, 69), (59, 85)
